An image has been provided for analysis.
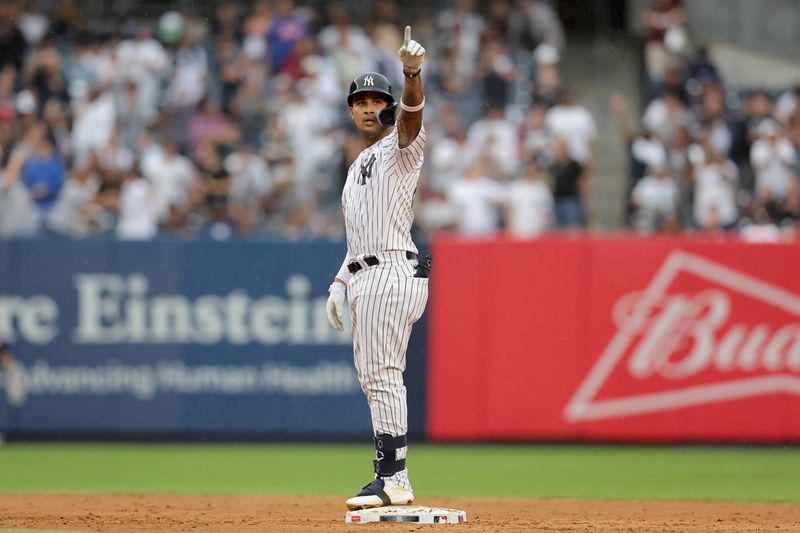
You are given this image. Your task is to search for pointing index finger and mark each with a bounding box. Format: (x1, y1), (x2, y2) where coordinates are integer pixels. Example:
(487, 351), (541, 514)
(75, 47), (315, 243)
(403, 26), (411, 47)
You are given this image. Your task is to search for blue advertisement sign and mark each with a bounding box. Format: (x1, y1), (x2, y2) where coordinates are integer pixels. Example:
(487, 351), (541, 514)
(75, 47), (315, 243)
(0, 238), (427, 438)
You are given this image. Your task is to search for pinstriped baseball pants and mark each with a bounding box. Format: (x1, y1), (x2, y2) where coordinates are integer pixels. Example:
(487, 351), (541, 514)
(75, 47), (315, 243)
(348, 251), (429, 437)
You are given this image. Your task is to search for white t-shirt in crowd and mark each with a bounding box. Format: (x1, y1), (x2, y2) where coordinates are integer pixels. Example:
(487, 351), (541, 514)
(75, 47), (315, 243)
(46, 176), (100, 236)
(224, 151), (273, 208)
(775, 91), (798, 124)
(506, 179), (553, 238)
(143, 152), (196, 220)
(544, 104), (596, 163)
(117, 179), (158, 240)
(750, 137), (797, 200)
(465, 117), (519, 176)
(447, 176), (506, 236)
(687, 143), (738, 228)
(693, 160), (738, 228)
(631, 136), (667, 169)
(166, 45), (208, 108)
(632, 174), (679, 216)
(430, 136), (466, 193)
(116, 37), (169, 122)
(71, 91), (116, 163)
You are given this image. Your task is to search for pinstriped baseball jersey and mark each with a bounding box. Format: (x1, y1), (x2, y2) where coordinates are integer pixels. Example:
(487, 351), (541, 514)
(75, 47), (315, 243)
(340, 123), (428, 492)
(342, 125), (426, 257)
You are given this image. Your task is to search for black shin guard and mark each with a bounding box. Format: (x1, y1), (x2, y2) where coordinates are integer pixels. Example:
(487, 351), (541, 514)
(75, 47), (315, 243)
(373, 433), (407, 477)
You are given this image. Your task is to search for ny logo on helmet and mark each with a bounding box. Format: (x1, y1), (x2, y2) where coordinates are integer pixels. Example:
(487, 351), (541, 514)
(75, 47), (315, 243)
(363, 76), (374, 86)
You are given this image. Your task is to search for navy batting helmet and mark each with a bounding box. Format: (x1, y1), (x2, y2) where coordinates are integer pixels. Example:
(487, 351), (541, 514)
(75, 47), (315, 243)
(347, 72), (397, 126)
(347, 72), (394, 106)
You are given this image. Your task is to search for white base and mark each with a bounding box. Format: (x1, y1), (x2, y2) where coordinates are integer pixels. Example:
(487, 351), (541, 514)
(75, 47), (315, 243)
(345, 506), (467, 524)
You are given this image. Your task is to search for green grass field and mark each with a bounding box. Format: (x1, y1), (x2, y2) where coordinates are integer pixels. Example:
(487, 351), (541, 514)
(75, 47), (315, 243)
(1, 443), (798, 503)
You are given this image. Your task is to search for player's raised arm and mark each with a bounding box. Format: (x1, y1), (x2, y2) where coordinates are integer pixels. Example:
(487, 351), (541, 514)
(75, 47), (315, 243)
(396, 25), (425, 149)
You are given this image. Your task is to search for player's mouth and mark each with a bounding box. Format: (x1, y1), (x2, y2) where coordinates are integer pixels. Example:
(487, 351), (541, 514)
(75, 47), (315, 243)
(363, 117), (376, 126)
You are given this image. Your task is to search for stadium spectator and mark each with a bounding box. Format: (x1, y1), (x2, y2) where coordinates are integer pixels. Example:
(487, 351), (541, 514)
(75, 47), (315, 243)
(447, 158), (506, 237)
(687, 136), (739, 230)
(505, 163), (553, 238)
(0, 2), (27, 71)
(20, 123), (66, 214)
(115, 24), (169, 126)
(531, 43), (561, 106)
(519, 102), (551, 167)
(228, 64), (268, 149)
(165, 25), (209, 147)
(776, 85), (800, 126)
(50, 0), (85, 46)
(641, 0), (687, 91)
(71, 85), (116, 167)
(23, 9), (49, 46)
(46, 157), (101, 237)
(24, 38), (69, 115)
(196, 139), (231, 219)
(630, 163), (680, 234)
(476, 37), (518, 110)
(545, 89), (596, 167)
(465, 104), (518, 180)
(750, 120), (799, 223)
(267, 0), (309, 75)
(225, 142), (273, 233)
(141, 138), (198, 224)
(508, 0), (565, 56)
(211, 2), (244, 42)
(611, 93), (667, 185)
(429, 103), (469, 193)
(117, 165), (158, 240)
(0, 140), (38, 237)
(484, 0), (512, 40)
(641, 88), (691, 148)
(187, 96), (239, 158)
(549, 136), (586, 229)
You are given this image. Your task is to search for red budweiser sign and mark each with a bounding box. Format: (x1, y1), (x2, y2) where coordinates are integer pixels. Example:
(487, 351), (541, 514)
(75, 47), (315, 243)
(565, 250), (800, 422)
(428, 237), (800, 442)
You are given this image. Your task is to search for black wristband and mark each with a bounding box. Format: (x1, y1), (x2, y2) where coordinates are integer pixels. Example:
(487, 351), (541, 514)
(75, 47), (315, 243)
(403, 67), (421, 78)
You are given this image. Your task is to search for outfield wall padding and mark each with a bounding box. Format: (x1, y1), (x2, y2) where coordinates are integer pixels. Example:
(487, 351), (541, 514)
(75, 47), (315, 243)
(0, 238), (427, 438)
(427, 235), (800, 443)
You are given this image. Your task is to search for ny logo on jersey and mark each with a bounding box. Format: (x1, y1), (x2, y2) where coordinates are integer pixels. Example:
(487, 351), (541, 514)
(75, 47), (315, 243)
(363, 76), (374, 86)
(358, 153), (377, 185)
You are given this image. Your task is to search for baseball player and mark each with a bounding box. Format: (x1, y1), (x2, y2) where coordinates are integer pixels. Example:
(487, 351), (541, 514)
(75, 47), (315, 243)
(326, 26), (428, 510)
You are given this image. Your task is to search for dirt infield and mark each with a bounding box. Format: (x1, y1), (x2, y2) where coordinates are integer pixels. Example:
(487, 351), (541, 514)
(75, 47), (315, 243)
(2, 494), (799, 532)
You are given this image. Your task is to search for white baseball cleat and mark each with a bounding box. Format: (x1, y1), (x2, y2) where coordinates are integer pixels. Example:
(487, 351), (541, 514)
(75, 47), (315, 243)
(346, 478), (414, 510)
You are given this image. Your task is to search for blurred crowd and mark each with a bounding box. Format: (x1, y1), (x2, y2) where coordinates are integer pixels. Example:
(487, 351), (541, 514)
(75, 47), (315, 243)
(616, 0), (800, 241)
(0, 0), (798, 242)
(0, 0), (577, 241)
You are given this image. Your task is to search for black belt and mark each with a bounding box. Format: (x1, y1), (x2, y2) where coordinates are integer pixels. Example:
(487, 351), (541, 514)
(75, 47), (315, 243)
(348, 251), (416, 274)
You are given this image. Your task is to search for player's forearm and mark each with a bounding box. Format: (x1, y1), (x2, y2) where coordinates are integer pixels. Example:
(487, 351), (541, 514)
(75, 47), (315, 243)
(398, 72), (424, 147)
(396, 25), (425, 148)
(401, 69), (423, 108)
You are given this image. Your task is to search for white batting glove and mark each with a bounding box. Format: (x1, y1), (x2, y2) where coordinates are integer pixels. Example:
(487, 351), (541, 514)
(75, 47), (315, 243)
(326, 282), (346, 332)
(397, 25), (425, 70)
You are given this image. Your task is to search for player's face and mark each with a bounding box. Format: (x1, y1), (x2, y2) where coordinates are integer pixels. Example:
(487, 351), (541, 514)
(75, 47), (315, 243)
(350, 93), (389, 134)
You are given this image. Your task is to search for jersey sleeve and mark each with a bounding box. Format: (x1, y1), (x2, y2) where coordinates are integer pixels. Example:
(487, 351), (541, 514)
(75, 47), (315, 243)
(385, 124), (426, 176)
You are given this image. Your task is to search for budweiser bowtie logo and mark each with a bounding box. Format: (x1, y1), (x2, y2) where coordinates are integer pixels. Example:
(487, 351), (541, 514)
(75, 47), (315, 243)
(565, 251), (800, 422)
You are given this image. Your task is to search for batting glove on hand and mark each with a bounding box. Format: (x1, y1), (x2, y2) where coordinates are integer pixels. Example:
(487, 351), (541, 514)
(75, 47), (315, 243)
(326, 282), (346, 332)
(397, 26), (425, 70)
